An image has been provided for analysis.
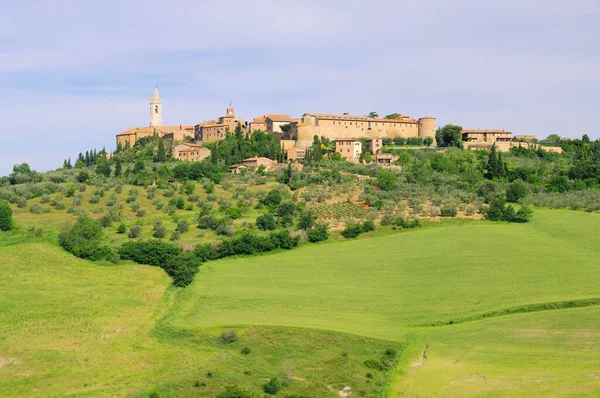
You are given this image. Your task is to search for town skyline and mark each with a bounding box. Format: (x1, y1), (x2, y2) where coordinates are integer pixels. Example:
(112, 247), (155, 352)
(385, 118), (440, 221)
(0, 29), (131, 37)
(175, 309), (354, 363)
(1, 0), (599, 175)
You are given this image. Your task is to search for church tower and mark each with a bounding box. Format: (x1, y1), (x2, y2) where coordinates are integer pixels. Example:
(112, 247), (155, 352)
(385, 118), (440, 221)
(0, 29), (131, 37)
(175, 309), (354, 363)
(150, 87), (162, 127)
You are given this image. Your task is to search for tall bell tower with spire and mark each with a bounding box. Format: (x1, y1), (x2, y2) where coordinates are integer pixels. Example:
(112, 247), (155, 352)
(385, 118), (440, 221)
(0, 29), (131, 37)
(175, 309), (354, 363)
(150, 87), (162, 127)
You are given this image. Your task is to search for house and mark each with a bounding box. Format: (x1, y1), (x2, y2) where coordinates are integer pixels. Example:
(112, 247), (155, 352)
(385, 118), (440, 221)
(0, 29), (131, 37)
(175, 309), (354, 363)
(513, 135), (537, 142)
(228, 164), (248, 174)
(194, 106), (247, 144)
(249, 116), (267, 132)
(265, 114), (293, 134)
(172, 143), (211, 162)
(364, 137), (383, 153)
(462, 129), (513, 152)
(242, 156), (274, 169)
(334, 138), (362, 163)
(287, 146), (306, 161)
(374, 153), (398, 164)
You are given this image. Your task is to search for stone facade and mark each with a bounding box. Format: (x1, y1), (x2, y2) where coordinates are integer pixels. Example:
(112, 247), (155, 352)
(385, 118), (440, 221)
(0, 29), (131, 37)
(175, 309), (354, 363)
(293, 113), (436, 147)
(172, 143), (211, 162)
(195, 106), (246, 144)
(364, 137), (383, 153)
(335, 138), (362, 163)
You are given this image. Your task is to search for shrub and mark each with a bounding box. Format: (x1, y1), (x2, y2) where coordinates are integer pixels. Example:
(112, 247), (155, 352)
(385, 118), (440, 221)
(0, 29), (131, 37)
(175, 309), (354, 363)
(277, 200), (296, 217)
(364, 359), (383, 371)
(342, 222), (363, 239)
(58, 216), (109, 260)
(30, 203), (42, 214)
(440, 206), (457, 217)
(117, 223), (126, 234)
(194, 243), (219, 262)
(136, 209), (146, 217)
(361, 220), (375, 232)
(256, 213), (276, 231)
(269, 230), (300, 250)
(240, 347), (251, 355)
(119, 240), (181, 266)
(263, 377), (281, 395)
(506, 180), (528, 203)
(220, 330), (238, 344)
(152, 224), (166, 239)
(203, 181), (215, 194)
(99, 214), (113, 228)
(385, 348), (397, 358)
(128, 225), (141, 238)
(170, 230), (181, 241)
(307, 222), (329, 243)
(161, 252), (202, 287)
(176, 219), (189, 233)
(224, 207), (243, 219)
(170, 196), (185, 210)
(263, 189), (282, 207)
(0, 200), (14, 231)
(198, 215), (215, 229)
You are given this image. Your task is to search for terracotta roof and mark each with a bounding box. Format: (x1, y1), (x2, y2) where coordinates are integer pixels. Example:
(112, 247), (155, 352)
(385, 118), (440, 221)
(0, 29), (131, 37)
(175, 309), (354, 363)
(117, 125), (193, 136)
(334, 138), (360, 142)
(252, 116), (267, 123)
(243, 156), (273, 162)
(266, 114), (292, 122)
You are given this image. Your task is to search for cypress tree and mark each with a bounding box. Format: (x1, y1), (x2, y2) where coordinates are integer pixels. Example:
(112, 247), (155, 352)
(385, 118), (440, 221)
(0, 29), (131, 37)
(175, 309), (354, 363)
(487, 144), (499, 179)
(157, 139), (166, 162)
(114, 158), (122, 177)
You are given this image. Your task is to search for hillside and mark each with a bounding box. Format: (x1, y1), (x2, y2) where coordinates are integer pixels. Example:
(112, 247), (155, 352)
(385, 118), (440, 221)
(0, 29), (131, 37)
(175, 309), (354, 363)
(1, 209), (599, 396)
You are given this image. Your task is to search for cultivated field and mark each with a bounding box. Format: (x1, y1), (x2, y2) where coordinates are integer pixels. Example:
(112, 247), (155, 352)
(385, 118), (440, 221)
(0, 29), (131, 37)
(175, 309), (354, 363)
(1, 209), (599, 396)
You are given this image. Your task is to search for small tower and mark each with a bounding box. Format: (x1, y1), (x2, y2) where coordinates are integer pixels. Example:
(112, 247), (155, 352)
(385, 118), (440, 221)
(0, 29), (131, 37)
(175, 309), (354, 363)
(150, 87), (162, 127)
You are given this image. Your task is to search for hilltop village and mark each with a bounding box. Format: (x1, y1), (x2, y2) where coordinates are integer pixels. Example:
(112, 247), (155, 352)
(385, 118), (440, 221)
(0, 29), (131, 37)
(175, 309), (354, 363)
(116, 88), (562, 169)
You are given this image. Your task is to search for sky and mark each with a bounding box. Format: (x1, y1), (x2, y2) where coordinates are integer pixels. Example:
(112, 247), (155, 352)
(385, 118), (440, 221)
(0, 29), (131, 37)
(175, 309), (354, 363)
(1, 0), (599, 175)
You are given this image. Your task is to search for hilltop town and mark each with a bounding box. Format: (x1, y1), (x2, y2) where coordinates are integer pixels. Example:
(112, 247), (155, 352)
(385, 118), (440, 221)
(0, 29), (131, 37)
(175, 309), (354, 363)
(116, 88), (562, 169)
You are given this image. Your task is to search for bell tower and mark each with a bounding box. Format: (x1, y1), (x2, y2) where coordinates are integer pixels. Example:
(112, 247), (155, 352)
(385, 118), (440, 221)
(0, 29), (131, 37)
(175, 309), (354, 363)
(150, 87), (162, 127)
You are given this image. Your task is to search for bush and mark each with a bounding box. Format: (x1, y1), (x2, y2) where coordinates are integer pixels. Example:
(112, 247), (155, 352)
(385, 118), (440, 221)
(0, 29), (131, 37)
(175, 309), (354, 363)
(506, 180), (528, 203)
(153, 221), (166, 238)
(30, 203), (42, 214)
(194, 243), (219, 262)
(128, 225), (141, 238)
(361, 220), (375, 232)
(117, 223), (126, 234)
(99, 214), (113, 228)
(364, 359), (383, 371)
(161, 252), (202, 287)
(59, 216), (109, 260)
(342, 222), (363, 239)
(170, 230), (181, 241)
(307, 222), (329, 243)
(240, 347), (251, 355)
(269, 230), (300, 250)
(263, 189), (282, 207)
(224, 207), (243, 219)
(440, 206), (457, 217)
(263, 377), (281, 395)
(176, 219), (189, 233)
(256, 213), (276, 231)
(0, 200), (14, 231)
(119, 240), (181, 266)
(220, 330), (238, 343)
(198, 214), (215, 229)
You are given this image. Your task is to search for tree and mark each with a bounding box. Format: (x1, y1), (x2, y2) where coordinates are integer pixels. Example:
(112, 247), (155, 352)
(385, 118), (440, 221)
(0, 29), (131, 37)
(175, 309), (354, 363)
(506, 181), (527, 203)
(256, 213), (276, 231)
(423, 136), (434, 147)
(384, 113), (402, 119)
(0, 200), (14, 231)
(368, 112), (379, 118)
(96, 158), (111, 177)
(114, 158), (122, 177)
(376, 170), (398, 191)
(439, 124), (463, 148)
(156, 139), (166, 162)
(58, 216), (109, 260)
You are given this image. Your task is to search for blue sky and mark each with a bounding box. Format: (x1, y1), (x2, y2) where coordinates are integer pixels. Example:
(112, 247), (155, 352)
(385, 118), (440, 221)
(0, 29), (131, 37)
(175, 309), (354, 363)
(1, 0), (599, 175)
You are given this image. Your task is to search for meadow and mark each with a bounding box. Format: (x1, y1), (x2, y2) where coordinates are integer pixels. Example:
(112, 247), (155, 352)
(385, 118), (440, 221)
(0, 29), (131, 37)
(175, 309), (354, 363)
(1, 208), (599, 396)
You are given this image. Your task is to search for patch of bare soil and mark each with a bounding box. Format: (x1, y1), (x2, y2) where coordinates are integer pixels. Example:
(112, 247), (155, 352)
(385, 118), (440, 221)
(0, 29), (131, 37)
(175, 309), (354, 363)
(410, 345), (428, 368)
(450, 374), (487, 384)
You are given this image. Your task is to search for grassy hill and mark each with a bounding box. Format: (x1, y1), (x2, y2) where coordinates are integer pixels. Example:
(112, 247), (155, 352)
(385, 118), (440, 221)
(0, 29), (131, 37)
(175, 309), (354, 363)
(1, 209), (599, 396)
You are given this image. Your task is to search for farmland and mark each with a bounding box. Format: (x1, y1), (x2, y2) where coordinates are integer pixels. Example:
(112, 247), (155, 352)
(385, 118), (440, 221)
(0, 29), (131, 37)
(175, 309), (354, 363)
(1, 208), (599, 396)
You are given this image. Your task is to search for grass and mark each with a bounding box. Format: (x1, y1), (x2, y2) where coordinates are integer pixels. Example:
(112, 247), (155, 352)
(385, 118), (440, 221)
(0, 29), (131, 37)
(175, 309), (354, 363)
(0, 240), (401, 397)
(169, 209), (600, 340)
(2, 208), (600, 396)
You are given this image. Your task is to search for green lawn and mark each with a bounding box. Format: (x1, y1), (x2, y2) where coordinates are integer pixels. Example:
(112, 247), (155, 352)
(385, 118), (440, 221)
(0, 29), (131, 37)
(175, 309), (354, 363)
(2, 208), (599, 397)
(169, 209), (600, 340)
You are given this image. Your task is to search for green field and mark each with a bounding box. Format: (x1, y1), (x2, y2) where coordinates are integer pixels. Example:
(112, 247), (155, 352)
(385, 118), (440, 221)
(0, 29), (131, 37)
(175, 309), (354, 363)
(1, 209), (599, 396)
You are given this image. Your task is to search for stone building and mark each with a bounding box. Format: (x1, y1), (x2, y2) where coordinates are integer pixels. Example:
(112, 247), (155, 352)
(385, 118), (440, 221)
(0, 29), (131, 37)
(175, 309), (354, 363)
(172, 143), (211, 162)
(364, 137), (383, 153)
(335, 138), (362, 163)
(291, 113), (436, 148)
(194, 106), (246, 144)
(462, 129), (513, 151)
(249, 116), (267, 132)
(286, 146), (306, 161)
(265, 115), (293, 134)
(116, 88), (193, 148)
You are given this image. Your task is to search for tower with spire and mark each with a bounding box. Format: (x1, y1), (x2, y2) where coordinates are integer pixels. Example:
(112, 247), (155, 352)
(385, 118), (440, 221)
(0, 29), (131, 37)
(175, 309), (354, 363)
(150, 87), (162, 127)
